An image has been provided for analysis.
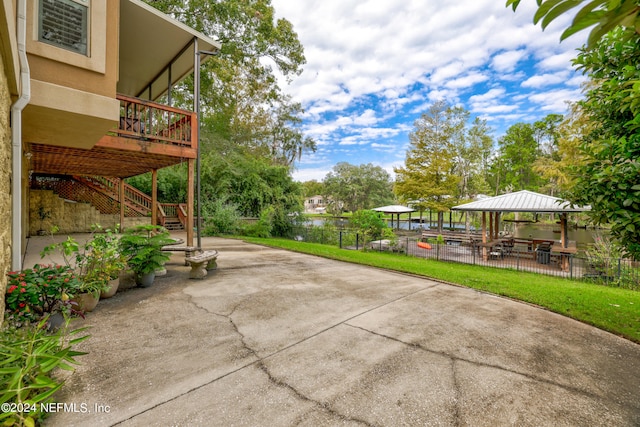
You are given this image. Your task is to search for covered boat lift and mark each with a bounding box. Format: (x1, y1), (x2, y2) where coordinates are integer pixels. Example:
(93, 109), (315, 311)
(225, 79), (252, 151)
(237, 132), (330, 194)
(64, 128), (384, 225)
(372, 205), (416, 230)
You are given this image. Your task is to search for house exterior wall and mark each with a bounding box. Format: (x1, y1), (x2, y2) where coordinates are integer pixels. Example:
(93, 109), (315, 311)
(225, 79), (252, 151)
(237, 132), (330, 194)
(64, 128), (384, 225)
(0, 0), (19, 322)
(0, 50), (11, 321)
(23, 0), (120, 149)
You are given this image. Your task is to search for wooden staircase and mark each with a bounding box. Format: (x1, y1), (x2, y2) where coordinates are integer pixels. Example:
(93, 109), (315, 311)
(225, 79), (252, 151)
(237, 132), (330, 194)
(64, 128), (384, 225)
(32, 175), (187, 230)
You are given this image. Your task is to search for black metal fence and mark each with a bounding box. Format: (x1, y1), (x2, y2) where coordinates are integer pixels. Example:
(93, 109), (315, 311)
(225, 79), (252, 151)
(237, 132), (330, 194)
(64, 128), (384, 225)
(286, 226), (640, 290)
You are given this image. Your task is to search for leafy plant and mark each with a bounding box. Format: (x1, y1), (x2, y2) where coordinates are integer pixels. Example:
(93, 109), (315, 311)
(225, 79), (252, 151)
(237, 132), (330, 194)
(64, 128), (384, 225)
(350, 209), (388, 241)
(40, 225), (126, 298)
(5, 265), (83, 326)
(0, 318), (89, 427)
(119, 225), (173, 276)
(202, 198), (241, 236)
(242, 207), (274, 238)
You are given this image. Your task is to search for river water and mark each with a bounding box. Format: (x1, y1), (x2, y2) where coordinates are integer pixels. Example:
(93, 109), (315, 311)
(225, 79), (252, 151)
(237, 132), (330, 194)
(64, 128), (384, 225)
(306, 217), (604, 250)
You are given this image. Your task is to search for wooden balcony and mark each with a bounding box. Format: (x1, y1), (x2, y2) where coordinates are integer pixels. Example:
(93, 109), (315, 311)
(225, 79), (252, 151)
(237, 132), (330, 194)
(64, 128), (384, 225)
(30, 94), (198, 178)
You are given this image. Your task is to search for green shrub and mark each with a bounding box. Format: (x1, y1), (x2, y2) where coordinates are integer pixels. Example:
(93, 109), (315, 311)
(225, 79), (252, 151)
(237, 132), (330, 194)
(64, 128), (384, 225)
(202, 199), (241, 236)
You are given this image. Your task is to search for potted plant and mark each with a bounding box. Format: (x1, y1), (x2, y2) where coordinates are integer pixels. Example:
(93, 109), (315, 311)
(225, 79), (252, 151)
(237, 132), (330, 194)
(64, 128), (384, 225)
(36, 206), (51, 236)
(119, 225), (173, 287)
(40, 225), (125, 308)
(5, 264), (84, 328)
(83, 226), (127, 298)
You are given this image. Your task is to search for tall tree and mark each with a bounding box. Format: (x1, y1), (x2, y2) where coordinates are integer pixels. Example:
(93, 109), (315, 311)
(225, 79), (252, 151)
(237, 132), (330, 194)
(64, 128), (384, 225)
(453, 116), (494, 200)
(394, 101), (462, 231)
(568, 29), (640, 259)
(146, 0), (314, 169)
(490, 122), (542, 194)
(323, 163), (394, 213)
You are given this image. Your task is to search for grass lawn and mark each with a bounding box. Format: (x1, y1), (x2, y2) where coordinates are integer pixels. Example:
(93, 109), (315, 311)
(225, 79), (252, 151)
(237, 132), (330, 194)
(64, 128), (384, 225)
(241, 237), (640, 344)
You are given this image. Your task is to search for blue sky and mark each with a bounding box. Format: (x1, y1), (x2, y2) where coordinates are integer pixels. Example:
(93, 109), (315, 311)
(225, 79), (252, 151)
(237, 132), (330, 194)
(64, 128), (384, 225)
(270, 0), (588, 182)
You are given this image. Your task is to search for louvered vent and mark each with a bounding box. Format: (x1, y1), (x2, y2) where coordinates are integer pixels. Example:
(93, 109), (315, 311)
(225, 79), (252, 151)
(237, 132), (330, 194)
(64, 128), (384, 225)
(39, 0), (88, 55)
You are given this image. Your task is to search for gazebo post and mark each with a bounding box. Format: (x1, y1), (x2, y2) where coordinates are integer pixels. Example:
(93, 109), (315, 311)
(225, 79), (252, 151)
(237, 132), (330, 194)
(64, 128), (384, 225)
(482, 211), (487, 261)
(494, 212), (500, 239)
(561, 213), (567, 248)
(489, 212), (494, 241)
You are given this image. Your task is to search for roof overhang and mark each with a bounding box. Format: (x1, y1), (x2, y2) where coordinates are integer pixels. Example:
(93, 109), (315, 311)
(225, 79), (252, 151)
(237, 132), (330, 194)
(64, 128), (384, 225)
(451, 190), (590, 213)
(118, 0), (221, 100)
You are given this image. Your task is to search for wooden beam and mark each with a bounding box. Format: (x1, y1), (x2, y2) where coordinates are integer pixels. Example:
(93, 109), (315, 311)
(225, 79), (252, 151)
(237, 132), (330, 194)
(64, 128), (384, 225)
(186, 159), (195, 247)
(97, 135), (197, 159)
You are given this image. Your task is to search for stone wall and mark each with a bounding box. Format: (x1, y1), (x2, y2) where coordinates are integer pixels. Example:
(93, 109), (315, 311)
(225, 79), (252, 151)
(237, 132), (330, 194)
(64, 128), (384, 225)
(0, 52), (11, 320)
(29, 189), (150, 235)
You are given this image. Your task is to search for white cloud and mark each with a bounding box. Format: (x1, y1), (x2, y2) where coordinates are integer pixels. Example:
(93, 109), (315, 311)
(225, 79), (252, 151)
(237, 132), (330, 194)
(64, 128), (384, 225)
(272, 0), (588, 181)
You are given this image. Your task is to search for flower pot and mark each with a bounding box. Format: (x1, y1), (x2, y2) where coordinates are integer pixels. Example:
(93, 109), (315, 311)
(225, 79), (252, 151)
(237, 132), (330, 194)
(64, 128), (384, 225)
(100, 277), (120, 299)
(47, 312), (66, 332)
(135, 272), (156, 288)
(73, 292), (99, 312)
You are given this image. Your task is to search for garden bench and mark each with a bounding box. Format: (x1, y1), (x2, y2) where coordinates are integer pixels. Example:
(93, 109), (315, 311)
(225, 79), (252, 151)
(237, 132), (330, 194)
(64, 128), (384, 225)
(161, 245), (198, 266)
(185, 250), (219, 279)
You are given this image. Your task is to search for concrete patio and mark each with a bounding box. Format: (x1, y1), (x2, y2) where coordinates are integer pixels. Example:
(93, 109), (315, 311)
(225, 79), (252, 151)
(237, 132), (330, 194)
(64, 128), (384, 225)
(23, 233), (640, 426)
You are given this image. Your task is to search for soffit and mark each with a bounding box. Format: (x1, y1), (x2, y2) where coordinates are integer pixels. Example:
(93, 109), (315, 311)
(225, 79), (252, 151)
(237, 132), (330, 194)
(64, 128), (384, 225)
(118, 0), (220, 100)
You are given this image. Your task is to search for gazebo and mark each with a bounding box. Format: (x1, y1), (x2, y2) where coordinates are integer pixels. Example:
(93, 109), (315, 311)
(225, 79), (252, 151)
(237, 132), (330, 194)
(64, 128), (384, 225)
(372, 205), (416, 230)
(451, 191), (590, 266)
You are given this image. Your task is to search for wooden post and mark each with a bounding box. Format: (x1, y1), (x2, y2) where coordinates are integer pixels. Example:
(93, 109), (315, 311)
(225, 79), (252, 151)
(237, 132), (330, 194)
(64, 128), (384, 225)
(482, 211), (487, 261)
(186, 159), (195, 247)
(489, 212), (494, 241)
(151, 169), (158, 227)
(119, 178), (125, 232)
(494, 212), (500, 239)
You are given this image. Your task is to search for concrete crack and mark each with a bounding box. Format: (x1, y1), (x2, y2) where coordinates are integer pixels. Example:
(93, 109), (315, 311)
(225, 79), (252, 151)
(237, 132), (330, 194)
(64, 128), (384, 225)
(256, 361), (377, 427)
(345, 323), (604, 403)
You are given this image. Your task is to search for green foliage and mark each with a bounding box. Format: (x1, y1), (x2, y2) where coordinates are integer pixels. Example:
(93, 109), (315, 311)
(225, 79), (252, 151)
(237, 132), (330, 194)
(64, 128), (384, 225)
(323, 162), (394, 213)
(40, 225), (125, 298)
(5, 265), (82, 327)
(568, 29), (640, 259)
(201, 151), (303, 222)
(202, 198), (241, 236)
(301, 180), (325, 198)
(119, 225), (173, 276)
(490, 122), (544, 193)
(0, 319), (89, 426)
(585, 233), (639, 290)
(395, 101), (477, 229)
(507, 0), (640, 48)
(350, 210), (388, 240)
(242, 207), (274, 238)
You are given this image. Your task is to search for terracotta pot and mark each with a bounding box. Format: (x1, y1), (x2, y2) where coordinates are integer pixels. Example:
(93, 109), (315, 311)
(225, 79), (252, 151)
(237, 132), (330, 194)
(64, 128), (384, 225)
(100, 277), (120, 299)
(73, 292), (99, 312)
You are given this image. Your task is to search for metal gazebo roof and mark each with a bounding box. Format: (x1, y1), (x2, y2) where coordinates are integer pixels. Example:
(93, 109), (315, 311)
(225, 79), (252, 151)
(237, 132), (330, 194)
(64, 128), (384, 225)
(372, 205), (416, 214)
(451, 190), (590, 213)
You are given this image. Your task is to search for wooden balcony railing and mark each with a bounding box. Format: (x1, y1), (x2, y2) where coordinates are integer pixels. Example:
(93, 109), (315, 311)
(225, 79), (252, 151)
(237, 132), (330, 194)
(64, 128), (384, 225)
(114, 94), (197, 149)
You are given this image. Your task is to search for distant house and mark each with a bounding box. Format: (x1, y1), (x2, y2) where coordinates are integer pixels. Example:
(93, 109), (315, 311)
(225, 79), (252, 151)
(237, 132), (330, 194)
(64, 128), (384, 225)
(304, 195), (327, 213)
(0, 1), (220, 314)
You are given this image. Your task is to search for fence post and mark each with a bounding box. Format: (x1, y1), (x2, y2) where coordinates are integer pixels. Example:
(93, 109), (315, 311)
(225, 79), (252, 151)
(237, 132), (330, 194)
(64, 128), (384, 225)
(570, 255), (573, 280)
(339, 231), (343, 249)
(356, 233), (359, 250)
(617, 258), (621, 281)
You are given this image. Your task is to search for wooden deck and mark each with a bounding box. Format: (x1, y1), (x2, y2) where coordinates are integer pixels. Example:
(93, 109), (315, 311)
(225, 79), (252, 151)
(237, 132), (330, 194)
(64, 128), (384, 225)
(30, 94), (197, 178)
